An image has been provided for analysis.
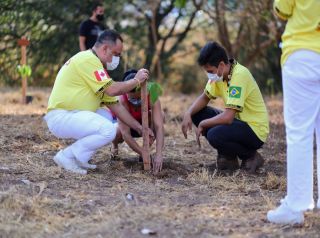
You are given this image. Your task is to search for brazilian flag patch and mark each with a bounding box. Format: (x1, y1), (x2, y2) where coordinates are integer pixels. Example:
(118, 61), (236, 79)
(229, 86), (242, 98)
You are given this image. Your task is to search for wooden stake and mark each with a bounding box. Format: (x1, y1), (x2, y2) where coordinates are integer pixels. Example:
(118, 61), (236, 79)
(141, 81), (151, 170)
(18, 37), (29, 104)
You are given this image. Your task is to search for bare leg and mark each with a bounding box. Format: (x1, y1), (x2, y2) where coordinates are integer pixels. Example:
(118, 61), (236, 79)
(111, 126), (123, 158)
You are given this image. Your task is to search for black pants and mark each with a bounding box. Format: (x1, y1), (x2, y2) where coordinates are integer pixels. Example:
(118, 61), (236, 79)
(192, 106), (264, 160)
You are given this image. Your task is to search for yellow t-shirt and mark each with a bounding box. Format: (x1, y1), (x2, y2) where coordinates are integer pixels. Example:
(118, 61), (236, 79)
(47, 50), (118, 112)
(204, 61), (269, 142)
(273, 0), (320, 65)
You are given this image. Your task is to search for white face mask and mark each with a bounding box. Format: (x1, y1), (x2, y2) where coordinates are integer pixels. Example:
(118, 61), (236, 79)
(207, 72), (223, 82)
(106, 55), (120, 70)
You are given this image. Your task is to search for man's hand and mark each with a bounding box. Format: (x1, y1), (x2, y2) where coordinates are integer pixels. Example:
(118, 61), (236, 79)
(148, 128), (155, 144)
(135, 68), (149, 84)
(152, 154), (163, 174)
(195, 124), (204, 149)
(181, 113), (193, 139)
(137, 126), (154, 138)
(149, 133), (155, 146)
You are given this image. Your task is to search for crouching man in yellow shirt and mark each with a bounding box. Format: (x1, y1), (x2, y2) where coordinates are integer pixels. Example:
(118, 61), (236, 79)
(44, 30), (153, 174)
(181, 41), (269, 173)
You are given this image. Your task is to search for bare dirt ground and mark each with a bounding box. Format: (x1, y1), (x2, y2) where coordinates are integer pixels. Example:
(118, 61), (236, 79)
(0, 87), (319, 238)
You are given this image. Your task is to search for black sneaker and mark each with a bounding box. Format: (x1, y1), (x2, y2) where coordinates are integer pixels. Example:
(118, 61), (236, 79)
(241, 152), (264, 173)
(216, 154), (239, 171)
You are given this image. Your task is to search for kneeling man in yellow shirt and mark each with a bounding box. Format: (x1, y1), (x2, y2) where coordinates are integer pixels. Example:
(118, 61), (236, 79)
(181, 41), (269, 173)
(45, 30), (153, 174)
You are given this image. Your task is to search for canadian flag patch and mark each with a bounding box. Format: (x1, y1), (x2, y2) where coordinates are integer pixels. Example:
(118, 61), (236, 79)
(94, 69), (110, 81)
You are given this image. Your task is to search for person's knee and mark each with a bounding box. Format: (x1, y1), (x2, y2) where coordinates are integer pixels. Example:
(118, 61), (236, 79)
(191, 107), (220, 126)
(208, 135), (221, 149)
(113, 127), (124, 144)
(191, 113), (200, 126)
(191, 114), (196, 124)
(207, 129), (223, 148)
(99, 123), (117, 142)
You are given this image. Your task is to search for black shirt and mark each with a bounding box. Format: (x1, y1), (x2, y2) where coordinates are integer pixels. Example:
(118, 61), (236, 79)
(79, 19), (105, 49)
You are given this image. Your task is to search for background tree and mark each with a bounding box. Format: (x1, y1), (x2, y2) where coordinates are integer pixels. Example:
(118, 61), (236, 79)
(0, 0), (127, 86)
(123, 0), (204, 81)
(202, 0), (284, 93)
(0, 0), (285, 94)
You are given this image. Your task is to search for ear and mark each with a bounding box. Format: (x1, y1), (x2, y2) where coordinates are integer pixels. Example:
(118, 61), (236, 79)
(219, 61), (225, 67)
(103, 44), (110, 54)
(217, 61), (225, 75)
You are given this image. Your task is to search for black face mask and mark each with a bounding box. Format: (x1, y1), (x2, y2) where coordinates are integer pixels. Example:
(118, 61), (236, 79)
(96, 14), (104, 21)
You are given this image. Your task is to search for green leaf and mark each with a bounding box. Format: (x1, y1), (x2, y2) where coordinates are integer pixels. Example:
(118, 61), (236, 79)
(147, 82), (163, 104)
(17, 64), (32, 77)
(174, 0), (187, 8)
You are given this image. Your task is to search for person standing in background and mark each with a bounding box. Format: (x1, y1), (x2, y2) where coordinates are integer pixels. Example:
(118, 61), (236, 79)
(267, 0), (320, 225)
(79, 3), (106, 51)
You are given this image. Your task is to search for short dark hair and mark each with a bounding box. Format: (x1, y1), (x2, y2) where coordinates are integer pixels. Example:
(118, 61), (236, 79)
(123, 69), (138, 92)
(95, 30), (123, 47)
(92, 3), (103, 12)
(197, 41), (228, 67)
(123, 69), (137, 81)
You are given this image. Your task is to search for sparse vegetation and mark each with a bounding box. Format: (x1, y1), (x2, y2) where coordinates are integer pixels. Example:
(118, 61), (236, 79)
(1, 88), (320, 237)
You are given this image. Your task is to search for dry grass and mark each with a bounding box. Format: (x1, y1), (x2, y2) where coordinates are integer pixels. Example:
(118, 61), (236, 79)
(0, 87), (320, 238)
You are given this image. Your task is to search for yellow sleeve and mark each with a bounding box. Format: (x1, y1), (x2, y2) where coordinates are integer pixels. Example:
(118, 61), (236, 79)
(273, 0), (295, 20)
(226, 72), (249, 112)
(75, 60), (119, 103)
(204, 80), (217, 100)
(75, 60), (113, 95)
(101, 94), (119, 105)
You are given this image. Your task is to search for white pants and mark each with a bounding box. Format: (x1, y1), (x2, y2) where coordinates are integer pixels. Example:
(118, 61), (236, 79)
(44, 108), (116, 163)
(282, 50), (320, 212)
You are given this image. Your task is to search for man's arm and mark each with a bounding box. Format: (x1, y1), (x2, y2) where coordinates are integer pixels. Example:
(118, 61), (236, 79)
(195, 108), (237, 144)
(113, 97), (143, 156)
(108, 103), (142, 134)
(118, 119), (143, 157)
(153, 100), (164, 157)
(198, 108), (236, 128)
(104, 69), (149, 96)
(79, 36), (87, 51)
(273, 0), (294, 21)
(181, 92), (210, 139)
(152, 100), (165, 173)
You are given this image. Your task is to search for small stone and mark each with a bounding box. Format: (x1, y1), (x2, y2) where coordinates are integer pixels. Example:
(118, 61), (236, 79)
(21, 179), (32, 185)
(126, 193), (134, 201)
(140, 228), (157, 235)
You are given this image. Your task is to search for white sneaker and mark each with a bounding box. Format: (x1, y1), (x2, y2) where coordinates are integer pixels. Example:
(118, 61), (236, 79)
(76, 160), (97, 170)
(267, 202), (304, 225)
(53, 151), (87, 175)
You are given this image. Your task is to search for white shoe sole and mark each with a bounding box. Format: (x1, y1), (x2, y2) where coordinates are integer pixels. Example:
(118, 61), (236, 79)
(76, 161), (97, 170)
(267, 211), (304, 224)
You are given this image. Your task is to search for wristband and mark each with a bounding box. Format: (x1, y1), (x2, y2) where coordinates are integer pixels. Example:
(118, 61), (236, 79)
(133, 77), (141, 88)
